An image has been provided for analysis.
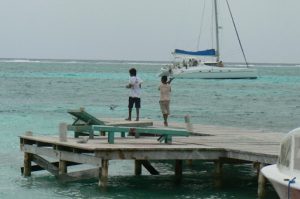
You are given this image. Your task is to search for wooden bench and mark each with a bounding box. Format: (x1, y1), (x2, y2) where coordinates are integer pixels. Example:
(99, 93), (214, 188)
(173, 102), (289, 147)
(67, 108), (105, 138)
(93, 125), (190, 144)
(68, 108), (105, 126)
(67, 108), (154, 139)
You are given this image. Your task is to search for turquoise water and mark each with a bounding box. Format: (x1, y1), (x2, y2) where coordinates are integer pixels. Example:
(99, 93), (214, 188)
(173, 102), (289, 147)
(1, 59), (299, 198)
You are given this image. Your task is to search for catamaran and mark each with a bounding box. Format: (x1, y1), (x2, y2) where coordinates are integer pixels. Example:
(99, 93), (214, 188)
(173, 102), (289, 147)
(261, 128), (300, 199)
(158, 0), (257, 79)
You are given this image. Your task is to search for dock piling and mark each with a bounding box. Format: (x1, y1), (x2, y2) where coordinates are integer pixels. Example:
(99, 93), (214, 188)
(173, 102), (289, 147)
(135, 160), (142, 175)
(175, 160), (183, 177)
(59, 160), (67, 175)
(99, 159), (109, 188)
(23, 152), (32, 177)
(258, 163), (266, 198)
(214, 159), (223, 188)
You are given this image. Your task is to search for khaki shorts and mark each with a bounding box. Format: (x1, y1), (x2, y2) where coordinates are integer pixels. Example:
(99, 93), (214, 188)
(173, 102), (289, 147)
(159, 100), (170, 115)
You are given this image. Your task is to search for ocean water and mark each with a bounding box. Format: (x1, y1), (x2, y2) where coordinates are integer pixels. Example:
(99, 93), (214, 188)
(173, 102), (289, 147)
(1, 59), (299, 198)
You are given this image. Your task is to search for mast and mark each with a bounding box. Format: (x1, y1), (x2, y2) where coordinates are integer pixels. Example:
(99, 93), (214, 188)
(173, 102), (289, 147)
(214, 0), (220, 62)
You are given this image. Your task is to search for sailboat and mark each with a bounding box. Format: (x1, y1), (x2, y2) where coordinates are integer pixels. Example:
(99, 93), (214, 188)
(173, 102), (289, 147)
(158, 0), (257, 79)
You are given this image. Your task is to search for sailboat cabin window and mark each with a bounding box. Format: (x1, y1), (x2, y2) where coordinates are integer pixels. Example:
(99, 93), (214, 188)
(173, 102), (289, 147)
(294, 136), (300, 170)
(278, 137), (291, 168)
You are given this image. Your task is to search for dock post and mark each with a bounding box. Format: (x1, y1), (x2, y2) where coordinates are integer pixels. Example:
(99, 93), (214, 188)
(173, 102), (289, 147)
(23, 152), (32, 177)
(59, 123), (68, 142)
(214, 159), (223, 188)
(99, 159), (109, 188)
(59, 160), (67, 175)
(257, 163), (266, 198)
(135, 160), (142, 175)
(184, 114), (193, 132)
(175, 160), (183, 177)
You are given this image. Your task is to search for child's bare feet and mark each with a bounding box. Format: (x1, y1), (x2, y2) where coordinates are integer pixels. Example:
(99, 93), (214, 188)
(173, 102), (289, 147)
(164, 122), (168, 127)
(125, 118), (131, 121)
(135, 118), (139, 121)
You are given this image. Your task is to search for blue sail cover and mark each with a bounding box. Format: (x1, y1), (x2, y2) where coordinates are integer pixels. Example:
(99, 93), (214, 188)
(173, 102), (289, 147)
(174, 49), (216, 56)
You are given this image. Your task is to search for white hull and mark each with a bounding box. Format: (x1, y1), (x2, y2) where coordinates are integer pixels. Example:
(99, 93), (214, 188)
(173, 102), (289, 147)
(158, 65), (257, 79)
(261, 165), (300, 199)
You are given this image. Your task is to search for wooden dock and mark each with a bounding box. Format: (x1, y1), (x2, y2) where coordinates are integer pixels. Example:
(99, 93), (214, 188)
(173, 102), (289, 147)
(20, 120), (284, 198)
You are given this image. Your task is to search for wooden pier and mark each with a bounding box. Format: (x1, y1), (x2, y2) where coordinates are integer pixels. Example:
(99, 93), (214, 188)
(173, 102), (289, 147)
(20, 119), (284, 198)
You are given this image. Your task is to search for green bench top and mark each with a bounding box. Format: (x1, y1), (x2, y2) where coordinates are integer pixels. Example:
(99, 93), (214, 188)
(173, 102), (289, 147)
(68, 109), (105, 125)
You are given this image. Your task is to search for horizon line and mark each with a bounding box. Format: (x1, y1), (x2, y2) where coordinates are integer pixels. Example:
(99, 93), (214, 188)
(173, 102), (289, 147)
(0, 57), (299, 65)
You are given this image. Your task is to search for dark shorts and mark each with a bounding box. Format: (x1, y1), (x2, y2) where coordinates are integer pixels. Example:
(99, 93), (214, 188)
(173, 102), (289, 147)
(128, 97), (141, 109)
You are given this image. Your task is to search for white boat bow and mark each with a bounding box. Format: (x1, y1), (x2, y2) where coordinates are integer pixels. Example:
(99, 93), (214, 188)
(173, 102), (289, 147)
(261, 127), (300, 199)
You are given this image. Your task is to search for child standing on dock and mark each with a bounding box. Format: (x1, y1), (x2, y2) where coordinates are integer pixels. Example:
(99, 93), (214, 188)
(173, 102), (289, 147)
(126, 68), (143, 121)
(158, 76), (173, 126)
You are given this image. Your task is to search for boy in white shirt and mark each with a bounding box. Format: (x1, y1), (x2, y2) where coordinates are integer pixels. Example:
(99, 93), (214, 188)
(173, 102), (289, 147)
(126, 68), (143, 121)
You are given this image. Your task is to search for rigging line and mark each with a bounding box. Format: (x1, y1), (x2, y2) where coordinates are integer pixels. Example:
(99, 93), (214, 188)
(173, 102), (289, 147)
(225, 0), (249, 67)
(196, 0), (206, 50)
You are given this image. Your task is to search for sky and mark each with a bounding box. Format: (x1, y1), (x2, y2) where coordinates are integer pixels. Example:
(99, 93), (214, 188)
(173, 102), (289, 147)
(0, 0), (299, 63)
